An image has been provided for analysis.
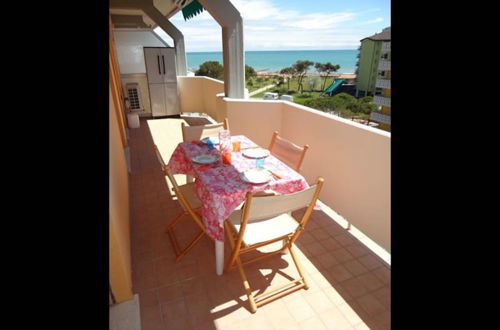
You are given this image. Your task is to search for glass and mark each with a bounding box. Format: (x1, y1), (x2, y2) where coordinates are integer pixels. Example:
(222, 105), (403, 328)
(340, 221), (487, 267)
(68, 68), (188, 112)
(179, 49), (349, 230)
(222, 150), (232, 165)
(256, 157), (265, 169)
(232, 140), (241, 152)
(219, 130), (232, 165)
(218, 130), (231, 152)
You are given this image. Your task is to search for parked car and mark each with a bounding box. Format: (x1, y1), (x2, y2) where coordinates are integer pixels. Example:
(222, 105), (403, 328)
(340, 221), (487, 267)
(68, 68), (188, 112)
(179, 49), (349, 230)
(263, 92), (279, 100)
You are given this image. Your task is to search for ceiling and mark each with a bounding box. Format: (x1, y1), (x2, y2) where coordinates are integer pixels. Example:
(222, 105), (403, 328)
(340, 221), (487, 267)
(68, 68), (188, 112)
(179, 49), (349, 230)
(109, 0), (191, 29)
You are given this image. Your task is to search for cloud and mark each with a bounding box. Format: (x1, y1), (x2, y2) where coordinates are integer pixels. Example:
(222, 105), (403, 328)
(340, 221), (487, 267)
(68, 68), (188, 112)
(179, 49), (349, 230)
(283, 12), (356, 29)
(159, 0), (388, 51)
(358, 17), (384, 25)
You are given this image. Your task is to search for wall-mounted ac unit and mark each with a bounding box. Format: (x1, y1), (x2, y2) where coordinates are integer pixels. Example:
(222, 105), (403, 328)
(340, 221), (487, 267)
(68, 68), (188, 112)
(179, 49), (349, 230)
(125, 83), (144, 111)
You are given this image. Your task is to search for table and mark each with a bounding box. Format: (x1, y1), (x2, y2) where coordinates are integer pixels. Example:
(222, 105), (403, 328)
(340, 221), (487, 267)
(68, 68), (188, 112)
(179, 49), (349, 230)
(168, 135), (310, 275)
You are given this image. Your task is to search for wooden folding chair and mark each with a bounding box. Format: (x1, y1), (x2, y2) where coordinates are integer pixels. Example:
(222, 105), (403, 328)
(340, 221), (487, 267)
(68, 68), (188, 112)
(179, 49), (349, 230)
(181, 118), (230, 141)
(153, 144), (210, 261)
(224, 178), (324, 313)
(268, 131), (309, 173)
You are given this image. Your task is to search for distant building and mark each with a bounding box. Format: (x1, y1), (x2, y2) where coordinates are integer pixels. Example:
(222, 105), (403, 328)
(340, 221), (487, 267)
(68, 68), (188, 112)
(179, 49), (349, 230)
(355, 27), (391, 97)
(355, 27), (391, 131)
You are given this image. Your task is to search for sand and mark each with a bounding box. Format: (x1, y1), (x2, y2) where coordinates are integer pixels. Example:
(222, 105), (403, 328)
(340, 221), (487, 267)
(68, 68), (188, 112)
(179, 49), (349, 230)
(256, 72), (356, 80)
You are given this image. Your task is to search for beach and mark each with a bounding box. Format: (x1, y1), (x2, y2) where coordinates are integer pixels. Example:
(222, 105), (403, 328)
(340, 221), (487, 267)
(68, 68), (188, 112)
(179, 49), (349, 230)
(187, 49), (358, 74)
(256, 72), (356, 80)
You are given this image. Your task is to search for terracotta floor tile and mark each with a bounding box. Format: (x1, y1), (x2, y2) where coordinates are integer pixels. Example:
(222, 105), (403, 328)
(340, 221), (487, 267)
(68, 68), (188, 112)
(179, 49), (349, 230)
(139, 290), (160, 309)
(372, 266), (391, 285)
(345, 244), (371, 258)
(352, 321), (371, 330)
(309, 228), (331, 241)
(161, 299), (191, 330)
(124, 118), (391, 330)
(343, 259), (369, 277)
(299, 316), (328, 330)
(140, 303), (163, 330)
(355, 293), (386, 318)
(284, 296), (317, 323)
(356, 272), (384, 292)
(303, 290), (336, 314)
(334, 233), (357, 247)
(296, 231), (316, 245)
(320, 237), (343, 252)
(133, 260), (159, 293)
(371, 286), (391, 310)
(318, 306), (353, 330)
(321, 286), (350, 306)
(357, 254), (384, 271)
(336, 301), (367, 326)
(185, 292), (213, 328)
(304, 241), (328, 256)
(327, 264), (354, 283)
(157, 282), (184, 304)
(331, 247), (355, 263)
(338, 277), (369, 298)
(372, 311), (391, 330)
(262, 299), (300, 330)
(316, 252), (340, 269)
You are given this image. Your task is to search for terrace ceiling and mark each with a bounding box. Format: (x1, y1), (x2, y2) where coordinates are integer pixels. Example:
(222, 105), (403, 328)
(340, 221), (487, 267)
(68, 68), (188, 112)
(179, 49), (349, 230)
(109, 0), (189, 28)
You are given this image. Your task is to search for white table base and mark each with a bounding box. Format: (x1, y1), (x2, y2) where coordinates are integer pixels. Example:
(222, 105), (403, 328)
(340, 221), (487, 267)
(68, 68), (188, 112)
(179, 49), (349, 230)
(215, 240), (224, 275)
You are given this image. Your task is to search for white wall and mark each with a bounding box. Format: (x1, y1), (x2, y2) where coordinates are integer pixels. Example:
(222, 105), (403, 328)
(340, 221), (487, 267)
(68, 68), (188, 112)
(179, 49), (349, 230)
(113, 30), (168, 74)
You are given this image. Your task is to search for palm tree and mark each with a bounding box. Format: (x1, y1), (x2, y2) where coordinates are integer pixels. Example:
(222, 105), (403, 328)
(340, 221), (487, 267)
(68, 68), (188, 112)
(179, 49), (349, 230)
(279, 67), (295, 91)
(292, 60), (314, 93)
(315, 62), (341, 91)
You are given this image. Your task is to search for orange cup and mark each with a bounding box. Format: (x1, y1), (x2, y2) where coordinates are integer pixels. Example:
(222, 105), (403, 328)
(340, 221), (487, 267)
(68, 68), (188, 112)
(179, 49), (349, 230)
(232, 141), (241, 152)
(222, 151), (232, 165)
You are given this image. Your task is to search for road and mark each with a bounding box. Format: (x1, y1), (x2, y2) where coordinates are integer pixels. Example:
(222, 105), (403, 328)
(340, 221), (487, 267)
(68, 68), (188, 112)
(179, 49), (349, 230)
(248, 84), (276, 97)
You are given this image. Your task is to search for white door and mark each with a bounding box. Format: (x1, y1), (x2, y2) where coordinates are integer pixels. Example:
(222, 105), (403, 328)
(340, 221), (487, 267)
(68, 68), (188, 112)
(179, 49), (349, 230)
(144, 48), (163, 84)
(160, 48), (177, 83)
(164, 83), (180, 116)
(149, 84), (167, 117)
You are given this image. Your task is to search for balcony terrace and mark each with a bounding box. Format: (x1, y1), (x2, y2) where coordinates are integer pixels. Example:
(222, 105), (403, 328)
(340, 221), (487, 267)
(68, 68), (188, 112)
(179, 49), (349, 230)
(373, 95), (391, 108)
(124, 77), (391, 330)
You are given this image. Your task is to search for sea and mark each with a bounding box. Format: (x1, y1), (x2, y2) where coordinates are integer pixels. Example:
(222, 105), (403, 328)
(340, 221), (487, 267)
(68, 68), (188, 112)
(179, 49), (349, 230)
(186, 49), (358, 74)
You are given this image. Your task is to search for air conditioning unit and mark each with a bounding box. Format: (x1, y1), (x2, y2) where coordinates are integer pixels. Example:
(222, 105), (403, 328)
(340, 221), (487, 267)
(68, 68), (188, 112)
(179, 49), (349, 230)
(125, 83), (143, 111)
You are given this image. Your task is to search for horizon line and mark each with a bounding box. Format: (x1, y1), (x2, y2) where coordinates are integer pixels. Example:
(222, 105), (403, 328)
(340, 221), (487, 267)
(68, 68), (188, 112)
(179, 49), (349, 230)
(187, 49), (358, 53)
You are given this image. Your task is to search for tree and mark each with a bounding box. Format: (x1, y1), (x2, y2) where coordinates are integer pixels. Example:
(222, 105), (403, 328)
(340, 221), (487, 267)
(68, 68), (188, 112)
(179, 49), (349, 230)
(195, 61), (224, 80)
(279, 67), (295, 91)
(315, 62), (341, 91)
(245, 65), (257, 81)
(292, 60), (314, 93)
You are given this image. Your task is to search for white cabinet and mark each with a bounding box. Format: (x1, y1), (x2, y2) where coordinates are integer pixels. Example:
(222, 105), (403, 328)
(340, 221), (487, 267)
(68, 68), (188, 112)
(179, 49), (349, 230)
(144, 47), (180, 117)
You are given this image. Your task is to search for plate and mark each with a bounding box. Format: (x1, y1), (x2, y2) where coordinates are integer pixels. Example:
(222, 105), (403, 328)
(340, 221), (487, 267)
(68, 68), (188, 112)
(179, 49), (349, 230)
(191, 154), (218, 164)
(201, 137), (220, 145)
(240, 169), (272, 184)
(242, 148), (270, 159)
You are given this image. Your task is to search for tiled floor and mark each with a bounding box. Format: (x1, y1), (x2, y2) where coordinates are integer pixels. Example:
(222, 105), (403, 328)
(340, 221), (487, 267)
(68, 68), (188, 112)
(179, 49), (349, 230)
(127, 116), (391, 330)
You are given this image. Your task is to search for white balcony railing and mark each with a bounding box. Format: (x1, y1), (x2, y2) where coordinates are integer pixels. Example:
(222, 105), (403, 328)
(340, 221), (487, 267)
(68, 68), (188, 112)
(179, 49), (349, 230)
(382, 41), (391, 52)
(373, 95), (391, 107)
(378, 59), (391, 71)
(177, 76), (391, 253)
(376, 78), (391, 89)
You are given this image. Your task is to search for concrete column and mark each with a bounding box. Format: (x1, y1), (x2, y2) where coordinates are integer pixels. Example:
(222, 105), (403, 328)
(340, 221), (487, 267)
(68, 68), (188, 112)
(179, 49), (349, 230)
(199, 0), (245, 98)
(141, 4), (188, 76)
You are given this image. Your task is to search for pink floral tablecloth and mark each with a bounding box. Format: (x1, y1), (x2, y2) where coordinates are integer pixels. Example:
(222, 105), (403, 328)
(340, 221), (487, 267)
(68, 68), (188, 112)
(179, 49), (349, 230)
(168, 135), (311, 241)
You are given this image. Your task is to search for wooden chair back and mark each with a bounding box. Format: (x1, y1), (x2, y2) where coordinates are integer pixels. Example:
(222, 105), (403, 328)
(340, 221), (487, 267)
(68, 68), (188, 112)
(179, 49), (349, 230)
(181, 118), (230, 141)
(268, 131), (309, 172)
(235, 177), (324, 248)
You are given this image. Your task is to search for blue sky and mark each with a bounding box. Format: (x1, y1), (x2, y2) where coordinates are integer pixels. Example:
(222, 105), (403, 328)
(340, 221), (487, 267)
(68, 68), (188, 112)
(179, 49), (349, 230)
(154, 0), (390, 52)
